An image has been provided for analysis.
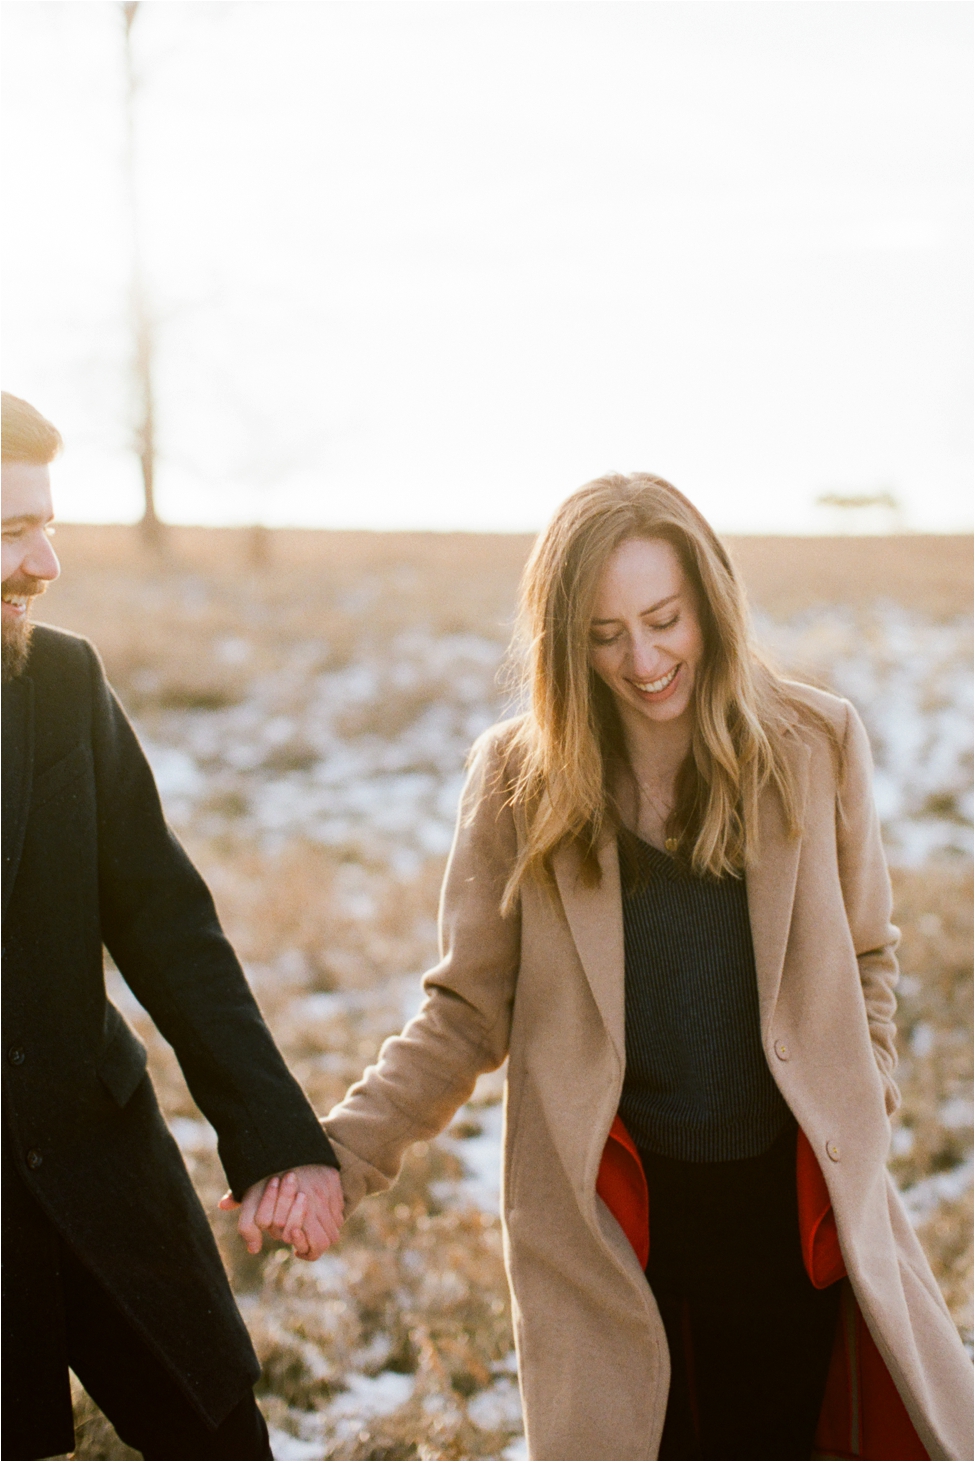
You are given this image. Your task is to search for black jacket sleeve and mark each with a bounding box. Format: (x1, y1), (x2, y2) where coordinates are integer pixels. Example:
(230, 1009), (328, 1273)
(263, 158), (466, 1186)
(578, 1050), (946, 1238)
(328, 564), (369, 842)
(87, 640), (337, 1197)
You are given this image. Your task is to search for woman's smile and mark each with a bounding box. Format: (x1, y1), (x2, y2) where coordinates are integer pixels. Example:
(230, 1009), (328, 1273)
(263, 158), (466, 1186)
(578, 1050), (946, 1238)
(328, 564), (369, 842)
(630, 662), (681, 700)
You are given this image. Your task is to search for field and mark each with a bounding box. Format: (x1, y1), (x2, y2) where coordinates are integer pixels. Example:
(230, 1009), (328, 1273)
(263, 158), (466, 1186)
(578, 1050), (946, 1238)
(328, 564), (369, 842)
(39, 525), (972, 1462)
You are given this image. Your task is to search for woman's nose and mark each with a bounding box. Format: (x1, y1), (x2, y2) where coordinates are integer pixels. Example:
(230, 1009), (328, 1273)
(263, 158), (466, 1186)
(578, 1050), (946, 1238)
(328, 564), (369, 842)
(630, 633), (666, 679)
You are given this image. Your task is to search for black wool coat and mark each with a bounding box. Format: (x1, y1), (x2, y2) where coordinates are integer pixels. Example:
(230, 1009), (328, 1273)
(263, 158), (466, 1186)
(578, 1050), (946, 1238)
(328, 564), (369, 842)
(2, 624), (337, 1436)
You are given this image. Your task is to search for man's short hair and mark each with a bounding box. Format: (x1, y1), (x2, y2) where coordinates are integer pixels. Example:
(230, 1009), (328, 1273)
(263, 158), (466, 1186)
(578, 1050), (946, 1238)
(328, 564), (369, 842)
(2, 392), (63, 465)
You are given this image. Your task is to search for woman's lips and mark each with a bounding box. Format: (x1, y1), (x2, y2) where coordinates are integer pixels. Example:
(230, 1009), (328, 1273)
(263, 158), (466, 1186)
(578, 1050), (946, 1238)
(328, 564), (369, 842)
(629, 663), (681, 703)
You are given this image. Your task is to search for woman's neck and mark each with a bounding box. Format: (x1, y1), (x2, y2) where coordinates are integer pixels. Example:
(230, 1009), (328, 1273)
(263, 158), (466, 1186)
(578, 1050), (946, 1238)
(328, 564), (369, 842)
(615, 704), (694, 848)
(619, 704), (694, 791)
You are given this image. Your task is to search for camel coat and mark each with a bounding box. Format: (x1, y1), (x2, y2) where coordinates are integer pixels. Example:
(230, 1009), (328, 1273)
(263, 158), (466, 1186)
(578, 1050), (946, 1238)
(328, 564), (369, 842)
(324, 687), (972, 1460)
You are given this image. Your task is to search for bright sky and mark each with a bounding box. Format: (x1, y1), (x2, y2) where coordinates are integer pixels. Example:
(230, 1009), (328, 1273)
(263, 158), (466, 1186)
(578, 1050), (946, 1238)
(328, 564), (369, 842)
(3, 1), (972, 533)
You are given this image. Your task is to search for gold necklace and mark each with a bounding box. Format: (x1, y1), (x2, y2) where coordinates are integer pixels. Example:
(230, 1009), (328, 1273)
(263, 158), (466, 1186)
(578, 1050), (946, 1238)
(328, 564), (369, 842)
(633, 772), (679, 854)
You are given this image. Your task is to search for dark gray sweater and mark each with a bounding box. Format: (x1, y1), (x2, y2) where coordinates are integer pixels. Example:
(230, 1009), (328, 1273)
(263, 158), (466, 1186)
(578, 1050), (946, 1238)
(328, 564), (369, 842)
(618, 834), (791, 1163)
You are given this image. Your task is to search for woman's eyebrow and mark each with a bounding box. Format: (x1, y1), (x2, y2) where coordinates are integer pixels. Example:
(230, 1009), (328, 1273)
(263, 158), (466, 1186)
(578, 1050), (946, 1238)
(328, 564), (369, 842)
(591, 593), (679, 626)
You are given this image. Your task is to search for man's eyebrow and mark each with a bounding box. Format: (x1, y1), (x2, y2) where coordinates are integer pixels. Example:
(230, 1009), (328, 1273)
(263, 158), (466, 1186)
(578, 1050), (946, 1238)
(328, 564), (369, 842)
(591, 593), (680, 625)
(1, 513), (52, 528)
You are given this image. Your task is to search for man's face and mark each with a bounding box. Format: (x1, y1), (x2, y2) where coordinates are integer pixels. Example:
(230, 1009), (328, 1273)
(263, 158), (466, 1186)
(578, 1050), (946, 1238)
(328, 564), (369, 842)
(1, 460), (60, 680)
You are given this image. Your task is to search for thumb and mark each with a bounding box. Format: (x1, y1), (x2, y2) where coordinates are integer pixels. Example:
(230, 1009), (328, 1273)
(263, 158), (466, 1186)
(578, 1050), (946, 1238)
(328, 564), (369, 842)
(218, 1190), (241, 1211)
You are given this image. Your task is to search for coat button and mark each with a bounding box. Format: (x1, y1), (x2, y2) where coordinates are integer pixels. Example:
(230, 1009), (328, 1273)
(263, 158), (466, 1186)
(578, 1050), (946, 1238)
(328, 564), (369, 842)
(26, 1149), (43, 1170)
(773, 1039), (789, 1061)
(826, 1140), (840, 1163)
(8, 1046), (26, 1066)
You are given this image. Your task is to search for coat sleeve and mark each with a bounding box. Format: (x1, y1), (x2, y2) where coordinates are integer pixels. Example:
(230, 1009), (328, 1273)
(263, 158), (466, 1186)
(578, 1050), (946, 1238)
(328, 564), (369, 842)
(87, 640), (338, 1197)
(323, 729), (522, 1213)
(835, 699), (902, 1115)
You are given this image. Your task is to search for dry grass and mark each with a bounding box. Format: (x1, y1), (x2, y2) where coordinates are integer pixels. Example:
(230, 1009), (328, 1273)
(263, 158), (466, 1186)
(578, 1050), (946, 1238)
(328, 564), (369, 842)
(35, 526), (969, 1461)
(725, 533), (972, 619)
(887, 866), (974, 1341)
(39, 526), (532, 719)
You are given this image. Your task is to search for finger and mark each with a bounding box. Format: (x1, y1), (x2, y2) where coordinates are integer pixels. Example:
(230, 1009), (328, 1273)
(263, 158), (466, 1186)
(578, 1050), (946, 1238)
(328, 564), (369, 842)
(283, 1192), (308, 1247)
(326, 1174), (345, 1230)
(254, 1176), (281, 1232)
(316, 1199), (342, 1249)
(218, 1190), (241, 1212)
(298, 1213), (330, 1262)
(272, 1172), (299, 1231)
(237, 1181), (271, 1253)
(263, 1181), (301, 1239)
(266, 1184), (306, 1246)
(286, 1197), (311, 1259)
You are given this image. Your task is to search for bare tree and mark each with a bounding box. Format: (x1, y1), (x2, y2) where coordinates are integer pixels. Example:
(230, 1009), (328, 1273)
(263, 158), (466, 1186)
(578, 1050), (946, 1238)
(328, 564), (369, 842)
(121, 1), (162, 548)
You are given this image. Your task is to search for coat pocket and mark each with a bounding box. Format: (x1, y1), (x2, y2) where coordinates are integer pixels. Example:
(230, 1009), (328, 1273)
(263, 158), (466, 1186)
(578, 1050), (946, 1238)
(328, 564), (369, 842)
(98, 1007), (149, 1107)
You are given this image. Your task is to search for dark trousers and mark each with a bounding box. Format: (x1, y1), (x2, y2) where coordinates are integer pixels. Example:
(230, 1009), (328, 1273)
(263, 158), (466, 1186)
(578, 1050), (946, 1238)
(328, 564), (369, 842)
(3, 1175), (272, 1461)
(640, 1122), (841, 1462)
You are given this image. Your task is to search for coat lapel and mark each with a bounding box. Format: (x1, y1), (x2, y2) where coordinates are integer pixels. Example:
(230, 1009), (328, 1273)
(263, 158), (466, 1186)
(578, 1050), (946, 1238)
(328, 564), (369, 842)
(2, 675), (35, 921)
(553, 835), (626, 1068)
(746, 733), (811, 1037)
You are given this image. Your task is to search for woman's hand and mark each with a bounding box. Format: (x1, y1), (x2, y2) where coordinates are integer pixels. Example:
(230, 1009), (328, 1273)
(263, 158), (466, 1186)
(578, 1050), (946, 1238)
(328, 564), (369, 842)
(219, 1164), (345, 1261)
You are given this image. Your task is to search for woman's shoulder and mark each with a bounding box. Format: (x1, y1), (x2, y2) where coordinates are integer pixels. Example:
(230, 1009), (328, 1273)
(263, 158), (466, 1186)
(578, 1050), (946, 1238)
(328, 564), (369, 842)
(780, 678), (849, 726)
(464, 719), (535, 801)
(468, 714), (530, 781)
(776, 678), (860, 754)
(458, 717), (530, 846)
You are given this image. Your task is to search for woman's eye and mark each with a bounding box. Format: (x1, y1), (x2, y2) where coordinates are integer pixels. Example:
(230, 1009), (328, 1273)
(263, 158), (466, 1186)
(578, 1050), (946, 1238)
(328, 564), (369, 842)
(590, 633), (619, 647)
(648, 616), (678, 632)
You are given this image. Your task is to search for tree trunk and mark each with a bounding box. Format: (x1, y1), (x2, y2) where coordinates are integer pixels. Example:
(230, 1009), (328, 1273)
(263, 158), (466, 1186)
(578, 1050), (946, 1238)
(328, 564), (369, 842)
(133, 300), (162, 548)
(122, 1), (164, 551)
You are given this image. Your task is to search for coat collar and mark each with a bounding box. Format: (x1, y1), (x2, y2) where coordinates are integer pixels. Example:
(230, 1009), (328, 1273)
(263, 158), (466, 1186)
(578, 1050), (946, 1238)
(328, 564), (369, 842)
(552, 732), (811, 1057)
(2, 674), (35, 922)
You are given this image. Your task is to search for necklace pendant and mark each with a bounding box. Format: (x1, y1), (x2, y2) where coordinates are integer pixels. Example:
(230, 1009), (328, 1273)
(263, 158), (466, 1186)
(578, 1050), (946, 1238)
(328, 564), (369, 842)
(664, 837), (678, 853)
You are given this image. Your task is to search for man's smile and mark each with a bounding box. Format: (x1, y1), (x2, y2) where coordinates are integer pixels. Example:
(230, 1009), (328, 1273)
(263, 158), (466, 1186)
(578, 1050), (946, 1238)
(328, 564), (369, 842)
(2, 592), (30, 621)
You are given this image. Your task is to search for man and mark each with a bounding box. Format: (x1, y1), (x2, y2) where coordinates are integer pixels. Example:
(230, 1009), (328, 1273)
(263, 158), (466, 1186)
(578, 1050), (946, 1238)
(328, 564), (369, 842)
(2, 392), (344, 1460)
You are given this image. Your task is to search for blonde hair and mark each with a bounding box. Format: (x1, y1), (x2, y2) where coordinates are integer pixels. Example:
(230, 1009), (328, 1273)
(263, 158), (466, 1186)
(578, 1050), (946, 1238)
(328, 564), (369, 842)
(1, 392), (63, 465)
(500, 472), (824, 911)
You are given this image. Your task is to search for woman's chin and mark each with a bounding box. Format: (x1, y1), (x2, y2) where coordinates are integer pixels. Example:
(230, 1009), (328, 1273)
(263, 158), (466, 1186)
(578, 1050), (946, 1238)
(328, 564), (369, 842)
(618, 690), (693, 727)
(640, 697), (692, 724)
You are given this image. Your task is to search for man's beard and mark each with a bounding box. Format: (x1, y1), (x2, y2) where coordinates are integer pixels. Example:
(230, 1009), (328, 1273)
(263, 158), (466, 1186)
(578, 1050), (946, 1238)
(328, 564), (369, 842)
(2, 575), (46, 683)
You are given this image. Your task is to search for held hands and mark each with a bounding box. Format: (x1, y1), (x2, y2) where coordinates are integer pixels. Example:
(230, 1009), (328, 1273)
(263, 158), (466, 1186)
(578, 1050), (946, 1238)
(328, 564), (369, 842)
(219, 1164), (345, 1262)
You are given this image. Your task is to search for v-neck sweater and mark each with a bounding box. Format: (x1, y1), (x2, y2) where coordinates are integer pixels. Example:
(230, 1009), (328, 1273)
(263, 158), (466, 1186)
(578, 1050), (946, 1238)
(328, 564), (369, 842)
(618, 834), (792, 1163)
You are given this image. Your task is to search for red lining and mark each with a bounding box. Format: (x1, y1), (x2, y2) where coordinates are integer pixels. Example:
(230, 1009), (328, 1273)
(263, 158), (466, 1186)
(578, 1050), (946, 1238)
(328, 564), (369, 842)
(596, 1117), (929, 1460)
(797, 1127), (846, 1289)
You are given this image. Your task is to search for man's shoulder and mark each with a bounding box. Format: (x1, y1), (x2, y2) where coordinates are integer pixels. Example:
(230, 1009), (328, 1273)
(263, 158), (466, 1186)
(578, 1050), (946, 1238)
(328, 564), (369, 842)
(27, 622), (98, 675)
(23, 623), (103, 711)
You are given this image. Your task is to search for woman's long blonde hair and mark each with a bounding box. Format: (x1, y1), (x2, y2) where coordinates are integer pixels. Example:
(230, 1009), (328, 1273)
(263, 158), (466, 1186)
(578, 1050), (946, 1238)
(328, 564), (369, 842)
(499, 472), (821, 911)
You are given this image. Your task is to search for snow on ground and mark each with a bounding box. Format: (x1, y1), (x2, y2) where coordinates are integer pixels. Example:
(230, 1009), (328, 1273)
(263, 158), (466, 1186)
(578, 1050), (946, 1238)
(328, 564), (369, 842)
(900, 1157), (975, 1228)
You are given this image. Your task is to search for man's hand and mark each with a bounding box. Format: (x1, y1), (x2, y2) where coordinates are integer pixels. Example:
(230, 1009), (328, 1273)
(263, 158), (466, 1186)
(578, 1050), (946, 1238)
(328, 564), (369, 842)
(219, 1164), (344, 1262)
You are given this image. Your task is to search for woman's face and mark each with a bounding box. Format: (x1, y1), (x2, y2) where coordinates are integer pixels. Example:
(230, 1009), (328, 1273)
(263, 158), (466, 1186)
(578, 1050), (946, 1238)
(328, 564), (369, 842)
(588, 536), (705, 728)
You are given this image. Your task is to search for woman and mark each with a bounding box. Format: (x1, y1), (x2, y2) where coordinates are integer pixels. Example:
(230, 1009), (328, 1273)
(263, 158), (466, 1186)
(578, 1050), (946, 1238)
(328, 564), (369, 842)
(289, 476), (970, 1458)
